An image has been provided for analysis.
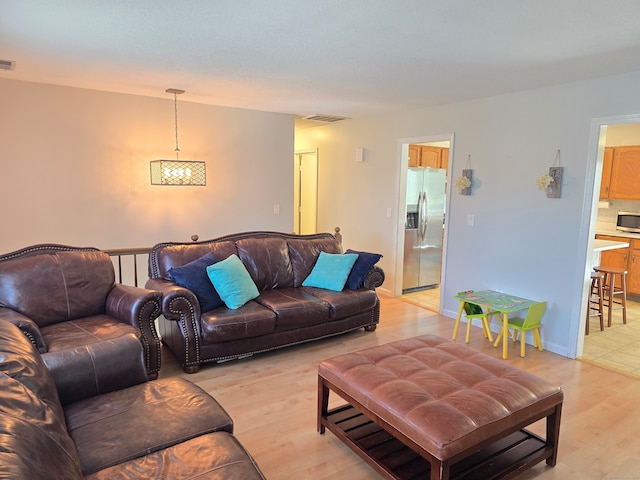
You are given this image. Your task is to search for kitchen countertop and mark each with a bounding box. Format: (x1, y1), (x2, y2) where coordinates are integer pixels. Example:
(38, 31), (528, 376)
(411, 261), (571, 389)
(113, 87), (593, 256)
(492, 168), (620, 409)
(596, 228), (640, 240)
(593, 239), (629, 252)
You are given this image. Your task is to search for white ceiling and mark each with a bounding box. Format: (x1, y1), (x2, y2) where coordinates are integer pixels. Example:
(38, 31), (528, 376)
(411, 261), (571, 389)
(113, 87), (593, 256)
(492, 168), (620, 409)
(3, 0), (640, 123)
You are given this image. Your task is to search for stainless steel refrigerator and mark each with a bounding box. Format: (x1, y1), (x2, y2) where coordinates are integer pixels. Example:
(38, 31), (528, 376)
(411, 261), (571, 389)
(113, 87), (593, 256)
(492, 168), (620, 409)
(403, 167), (446, 292)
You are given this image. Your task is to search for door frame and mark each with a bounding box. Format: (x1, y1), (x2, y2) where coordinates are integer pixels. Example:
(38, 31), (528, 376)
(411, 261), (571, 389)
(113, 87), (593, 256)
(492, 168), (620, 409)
(395, 133), (455, 312)
(573, 113), (640, 358)
(294, 148), (318, 234)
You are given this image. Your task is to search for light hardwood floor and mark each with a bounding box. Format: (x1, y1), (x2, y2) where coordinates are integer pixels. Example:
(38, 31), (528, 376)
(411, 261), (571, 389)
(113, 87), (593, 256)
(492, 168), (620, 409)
(159, 294), (640, 479)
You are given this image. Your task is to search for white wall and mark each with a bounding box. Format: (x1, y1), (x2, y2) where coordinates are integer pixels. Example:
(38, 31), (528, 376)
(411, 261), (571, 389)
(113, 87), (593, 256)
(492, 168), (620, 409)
(295, 70), (640, 358)
(0, 78), (294, 252)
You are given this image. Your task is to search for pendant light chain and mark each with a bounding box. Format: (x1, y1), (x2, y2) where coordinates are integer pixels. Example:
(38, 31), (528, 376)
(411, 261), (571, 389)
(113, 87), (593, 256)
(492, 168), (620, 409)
(173, 91), (180, 160)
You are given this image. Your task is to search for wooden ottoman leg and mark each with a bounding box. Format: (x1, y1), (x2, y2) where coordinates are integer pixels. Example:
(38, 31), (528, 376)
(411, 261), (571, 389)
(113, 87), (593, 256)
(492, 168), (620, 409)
(546, 403), (563, 466)
(430, 459), (450, 480)
(317, 376), (329, 434)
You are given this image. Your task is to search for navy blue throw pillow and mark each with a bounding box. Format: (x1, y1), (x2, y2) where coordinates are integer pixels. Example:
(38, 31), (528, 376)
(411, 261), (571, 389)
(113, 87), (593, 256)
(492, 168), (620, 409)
(168, 252), (224, 312)
(344, 249), (383, 290)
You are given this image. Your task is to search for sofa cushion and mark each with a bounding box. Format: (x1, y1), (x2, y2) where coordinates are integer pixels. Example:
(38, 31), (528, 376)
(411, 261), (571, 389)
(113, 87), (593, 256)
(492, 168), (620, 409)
(65, 377), (235, 475)
(207, 255), (260, 309)
(254, 288), (330, 328)
(302, 252), (358, 291)
(302, 287), (378, 320)
(0, 250), (114, 327)
(344, 249), (383, 290)
(200, 302), (277, 344)
(168, 252), (223, 312)
(237, 237), (294, 290)
(84, 431), (266, 480)
(287, 237), (342, 287)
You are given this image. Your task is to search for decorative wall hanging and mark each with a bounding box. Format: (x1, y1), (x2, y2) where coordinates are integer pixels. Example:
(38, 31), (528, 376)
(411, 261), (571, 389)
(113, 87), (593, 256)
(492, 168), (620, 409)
(536, 149), (563, 198)
(455, 155), (473, 195)
(150, 88), (206, 186)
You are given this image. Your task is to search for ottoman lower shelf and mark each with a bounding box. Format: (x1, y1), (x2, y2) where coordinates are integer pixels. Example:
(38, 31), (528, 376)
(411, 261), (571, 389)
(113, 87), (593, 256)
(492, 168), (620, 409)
(324, 404), (549, 480)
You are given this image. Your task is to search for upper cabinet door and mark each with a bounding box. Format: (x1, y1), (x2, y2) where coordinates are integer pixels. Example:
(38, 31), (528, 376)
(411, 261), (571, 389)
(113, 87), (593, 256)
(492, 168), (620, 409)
(610, 146), (640, 200)
(408, 145), (421, 167)
(599, 147), (613, 199)
(420, 146), (442, 168)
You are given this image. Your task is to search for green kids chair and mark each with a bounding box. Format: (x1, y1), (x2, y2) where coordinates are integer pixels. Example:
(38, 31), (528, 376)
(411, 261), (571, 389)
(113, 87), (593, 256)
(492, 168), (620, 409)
(501, 301), (547, 358)
(453, 297), (498, 344)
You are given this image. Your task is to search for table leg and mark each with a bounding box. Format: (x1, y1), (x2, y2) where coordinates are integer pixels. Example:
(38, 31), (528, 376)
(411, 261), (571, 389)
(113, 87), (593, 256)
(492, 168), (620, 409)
(452, 301), (465, 341)
(502, 313), (509, 359)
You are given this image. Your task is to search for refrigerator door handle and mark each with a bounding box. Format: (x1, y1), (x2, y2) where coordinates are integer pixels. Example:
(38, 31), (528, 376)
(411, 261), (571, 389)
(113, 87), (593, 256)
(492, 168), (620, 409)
(420, 191), (428, 241)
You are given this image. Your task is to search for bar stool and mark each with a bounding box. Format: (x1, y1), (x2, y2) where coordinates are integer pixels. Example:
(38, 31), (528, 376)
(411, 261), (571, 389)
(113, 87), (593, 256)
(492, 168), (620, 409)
(593, 266), (627, 327)
(585, 271), (604, 335)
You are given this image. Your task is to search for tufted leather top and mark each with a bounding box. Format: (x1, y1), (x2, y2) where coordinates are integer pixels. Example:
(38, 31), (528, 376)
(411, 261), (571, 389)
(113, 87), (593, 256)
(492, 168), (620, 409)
(318, 335), (563, 461)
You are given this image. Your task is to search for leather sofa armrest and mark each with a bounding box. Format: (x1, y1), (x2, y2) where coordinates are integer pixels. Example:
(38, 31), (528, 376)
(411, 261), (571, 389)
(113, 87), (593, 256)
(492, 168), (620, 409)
(105, 284), (162, 378)
(363, 266), (385, 290)
(44, 333), (149, 405)
(145, 278), (202, 320)
(145, 278), (202, 372)
(0, 306), (47, 353)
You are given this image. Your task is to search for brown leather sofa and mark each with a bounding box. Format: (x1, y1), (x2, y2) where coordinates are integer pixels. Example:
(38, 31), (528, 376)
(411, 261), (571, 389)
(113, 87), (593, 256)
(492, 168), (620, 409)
(147, 231), (385, 373)
(0, 244), (163, 383)
(0, 319), (266, 479)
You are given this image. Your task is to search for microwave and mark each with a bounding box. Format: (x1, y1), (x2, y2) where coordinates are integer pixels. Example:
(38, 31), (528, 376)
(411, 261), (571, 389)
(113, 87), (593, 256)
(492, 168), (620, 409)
(616, 211), (640, 233)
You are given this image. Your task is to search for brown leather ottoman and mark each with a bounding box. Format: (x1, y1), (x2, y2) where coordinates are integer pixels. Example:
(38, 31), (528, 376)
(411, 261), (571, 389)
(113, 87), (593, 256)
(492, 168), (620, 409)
(317, 335), (563, 480)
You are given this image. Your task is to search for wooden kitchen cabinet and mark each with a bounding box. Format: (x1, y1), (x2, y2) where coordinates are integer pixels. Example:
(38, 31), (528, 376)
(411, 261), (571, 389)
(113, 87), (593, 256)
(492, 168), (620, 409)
(595, 234), (640, 295)
(440, 147), (449, 171)
(407, 144), (448, 171)
(599, 147), (613, 199)
(607, 145), (640, 200)
(627, 239), (640, 294)
(597, 235), (629, 272)
(420, 146), (442, 168)
(408, 145), (421, 167)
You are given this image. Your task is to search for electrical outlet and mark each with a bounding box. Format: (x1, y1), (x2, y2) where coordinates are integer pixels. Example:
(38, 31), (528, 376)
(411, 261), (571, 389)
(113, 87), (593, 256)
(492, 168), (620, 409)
(273, 204), (280, 215)
(467, 214), (475, 226)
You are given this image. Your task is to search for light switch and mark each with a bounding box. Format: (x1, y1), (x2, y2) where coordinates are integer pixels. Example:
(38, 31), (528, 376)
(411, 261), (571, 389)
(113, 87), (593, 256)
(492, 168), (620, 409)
(467, 214), (475, 226)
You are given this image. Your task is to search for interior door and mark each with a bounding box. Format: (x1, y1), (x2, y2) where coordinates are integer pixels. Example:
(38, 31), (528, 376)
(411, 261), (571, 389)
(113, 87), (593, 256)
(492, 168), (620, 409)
(295, 150), (318, 234)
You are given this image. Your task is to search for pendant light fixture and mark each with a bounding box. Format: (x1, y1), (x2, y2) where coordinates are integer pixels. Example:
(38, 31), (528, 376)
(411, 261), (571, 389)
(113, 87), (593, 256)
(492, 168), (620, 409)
(150, 88), (206, 186)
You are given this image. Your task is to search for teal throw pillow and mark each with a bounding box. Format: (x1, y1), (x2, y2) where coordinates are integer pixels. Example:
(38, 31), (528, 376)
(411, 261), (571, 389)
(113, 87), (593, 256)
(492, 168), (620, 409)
(302, 251), (358, 291)
(206, 254), (259, 309)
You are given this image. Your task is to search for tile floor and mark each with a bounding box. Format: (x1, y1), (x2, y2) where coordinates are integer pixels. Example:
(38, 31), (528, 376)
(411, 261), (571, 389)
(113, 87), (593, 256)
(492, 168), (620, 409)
(402, 286), (440, 312)
(402, 287), (640, 379)
(582, 298), (640, 379)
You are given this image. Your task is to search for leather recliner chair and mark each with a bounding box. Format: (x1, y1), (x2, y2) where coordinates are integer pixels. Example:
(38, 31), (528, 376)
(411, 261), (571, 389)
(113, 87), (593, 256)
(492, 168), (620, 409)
(0, 244), (162, 395)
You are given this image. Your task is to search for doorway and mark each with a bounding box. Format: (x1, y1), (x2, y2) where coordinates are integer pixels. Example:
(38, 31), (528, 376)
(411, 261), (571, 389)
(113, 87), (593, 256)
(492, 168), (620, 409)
(579, 118), (640, 377)
(294, 149), (318, 234)
(396, 134), (454, 314)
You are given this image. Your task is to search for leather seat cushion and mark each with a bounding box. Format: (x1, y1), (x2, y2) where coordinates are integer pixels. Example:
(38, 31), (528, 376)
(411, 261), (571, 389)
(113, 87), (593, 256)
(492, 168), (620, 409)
(302, 287), (377, 320)
(40, 315), (138, 352)
(65, 377), (235, 475)
(319, 335), (564, 461)
(200, 301), (277, 344)
(253, 288), (330, 328)
(84, 431), (265, 480)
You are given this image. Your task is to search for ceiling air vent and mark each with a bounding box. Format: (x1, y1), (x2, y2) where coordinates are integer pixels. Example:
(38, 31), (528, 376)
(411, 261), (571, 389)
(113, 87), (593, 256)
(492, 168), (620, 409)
(302, 114), (349, 123)
(0, 60), (16, 71)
